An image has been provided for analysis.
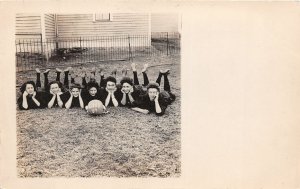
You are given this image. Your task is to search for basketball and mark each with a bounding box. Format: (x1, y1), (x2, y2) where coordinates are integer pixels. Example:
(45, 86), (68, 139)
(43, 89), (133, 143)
(86, 100), (105, 115)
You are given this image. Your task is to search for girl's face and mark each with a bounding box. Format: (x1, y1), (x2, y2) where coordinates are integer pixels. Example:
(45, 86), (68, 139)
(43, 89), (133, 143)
(122, 83), (132, 93)
(89, 87), (97, 96)
(148, 88), (158, 100)
(71, 88), (80, 97)
(25, 84), (35, 95)
(50, 83), (60, 94)
(106, 81), (116, 91)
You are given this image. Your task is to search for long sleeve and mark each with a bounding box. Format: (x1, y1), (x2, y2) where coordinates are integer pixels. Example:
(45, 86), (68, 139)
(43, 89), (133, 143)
(98, 88), (107, 105)
(17, 96), (26, 110)
(136, 94), (149, 110)
(155, 94), (169, 116)
(81, 89), (89, 106)
(17, 92), (46, 110)
(60, 92), (71, 108)
(114, 89), (123, 104)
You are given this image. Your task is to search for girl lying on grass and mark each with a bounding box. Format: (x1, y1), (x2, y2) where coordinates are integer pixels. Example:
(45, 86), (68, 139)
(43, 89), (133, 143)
(61, 83), (85, 109)
(115, 63), (149, 108)
(99, 76), (122, 107)
(17, 81), (47, 110)
(117, 77), (139, 107)
(35, 67), (72, 108)
(18, 65), (176, 115)
(81, 81), (101, 108)
(45, 81), (64, 108)
(80, 81), (108, 114)
(131, 69), (176, 116)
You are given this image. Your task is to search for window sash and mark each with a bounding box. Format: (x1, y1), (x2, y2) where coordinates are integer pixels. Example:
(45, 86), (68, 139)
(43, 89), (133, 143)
(94, 13), (110, 22)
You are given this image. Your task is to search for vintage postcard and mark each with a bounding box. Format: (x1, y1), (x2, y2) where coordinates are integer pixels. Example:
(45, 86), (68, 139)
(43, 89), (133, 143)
(0, 1), (300, 189)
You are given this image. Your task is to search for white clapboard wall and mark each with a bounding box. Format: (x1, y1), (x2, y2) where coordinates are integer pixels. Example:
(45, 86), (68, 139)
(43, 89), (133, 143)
(44, 14), (56, 40)
(151, 13), (179, 33)
(16, 13), (152, 52)
(55, 13), (150, 47)
(56, 13), (149, 37)
(15, 13), (44, 53)
(15, 13), (42, 40)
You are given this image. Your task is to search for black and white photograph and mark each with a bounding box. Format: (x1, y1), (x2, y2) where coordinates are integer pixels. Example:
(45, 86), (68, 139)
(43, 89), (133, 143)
(1, 1), (300, 189)
(15, 13), (181, 177)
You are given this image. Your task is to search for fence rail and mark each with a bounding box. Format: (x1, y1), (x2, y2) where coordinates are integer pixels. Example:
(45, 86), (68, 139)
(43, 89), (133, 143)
(15, 32), (180, 72)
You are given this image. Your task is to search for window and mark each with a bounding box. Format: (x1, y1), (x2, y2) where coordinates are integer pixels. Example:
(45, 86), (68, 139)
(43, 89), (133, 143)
(93, 13), (111, 22)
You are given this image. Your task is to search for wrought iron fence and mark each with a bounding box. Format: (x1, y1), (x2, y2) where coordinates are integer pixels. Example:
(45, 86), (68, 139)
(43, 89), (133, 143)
(15, 32), (180, 72)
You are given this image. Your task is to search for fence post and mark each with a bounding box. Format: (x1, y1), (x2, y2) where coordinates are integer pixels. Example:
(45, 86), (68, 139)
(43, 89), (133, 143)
(40, 34), (44, 63)
(166, 32), (169, 56)
(19, 40), (24, 71)
(15, 42), (18, 71)
(55, 37), (59, 50)
(80, 37), (82, 48)
(128, 35), (132, 61)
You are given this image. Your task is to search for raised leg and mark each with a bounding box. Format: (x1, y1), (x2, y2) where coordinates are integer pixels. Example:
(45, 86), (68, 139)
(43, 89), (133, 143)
(99, 67), (105, 88)
(56, 68), (62, 82)
(133, 71), (140, 85)
(70, 73), (75, 84)
(131, 63), (140, 85)
(82, 76), (87, 89)
(142, 72), (149, 87)
(141, 63), (149, 87)
(100, 75), (105, 88)
(155, 72), (163, 86)
(91, 67), (96, 76)
(35, 68), (41, 89)
(163, 73), (171, 92)
(43, 69), (50, 89)
(111, 68), (117, 79)
(64, 70), (69, 88)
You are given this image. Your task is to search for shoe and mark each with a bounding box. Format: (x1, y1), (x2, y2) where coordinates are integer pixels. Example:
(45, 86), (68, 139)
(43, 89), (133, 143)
(79, 72), (86, 78)
(70, 68), (76, 77)
(86, 73), (91, 82)
(79, 67), (86, 77)
(74, 77), (81, 84)
(64, 67), (72, 72)
(90, 72), (95, 79)
(68, 68), (74, 75)
(131, 63), (137, 72)
(121, 66), (128, 76)
(70, 72), (76, 79)
(35, 68), (41, 73)
(111, 68), (117, 76)
(142, 63), (149, 73)
(98, 66), (104, 76)
(81, 67), (87, 73)
(160, 69), (170, 75)
(43, 69), (50, 74)
(56, 68), (63, 72)
(91, 67), (96, 73)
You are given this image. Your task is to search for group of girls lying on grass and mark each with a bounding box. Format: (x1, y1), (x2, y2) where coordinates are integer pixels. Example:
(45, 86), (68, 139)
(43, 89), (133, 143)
(17, 63), (176, 116)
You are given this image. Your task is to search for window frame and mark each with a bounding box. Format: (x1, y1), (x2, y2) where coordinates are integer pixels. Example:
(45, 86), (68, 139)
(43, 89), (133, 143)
(93, 13), (111, 22)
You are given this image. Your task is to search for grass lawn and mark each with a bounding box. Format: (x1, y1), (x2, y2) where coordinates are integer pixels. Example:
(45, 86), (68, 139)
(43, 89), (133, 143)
(16, 54), (181, 177)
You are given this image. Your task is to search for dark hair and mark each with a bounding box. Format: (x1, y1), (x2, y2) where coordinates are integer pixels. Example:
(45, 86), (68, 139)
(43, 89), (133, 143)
(87, 81), (99, 90)
(120, 77), (133, 86)
(147, 82), (160, 92)
(70, 83), (82, 90)
(105, 76), (117, 85)
(20, 81), (36, 93)
(46, 81), (63, 93)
